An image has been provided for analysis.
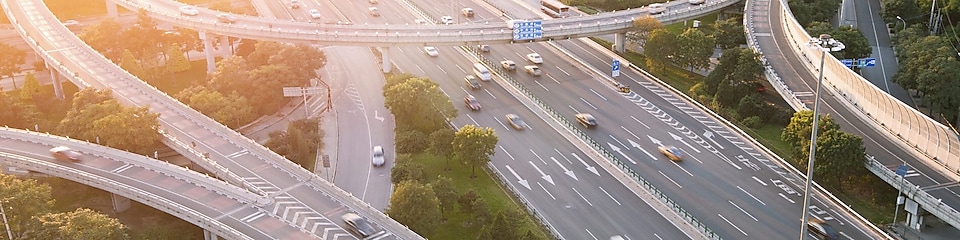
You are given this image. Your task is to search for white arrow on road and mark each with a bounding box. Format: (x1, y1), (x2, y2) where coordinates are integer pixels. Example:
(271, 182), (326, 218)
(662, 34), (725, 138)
(505, 165), (531, 190)
(374, 110), (384, 122)
(607, 142), (637, 164)
(570, 153), (600, 176)
(528, 161), (555, 185)
(669, 132), (700, 153)
(703, 130), (724, 149)
(628, 139), (642, 149)
(550, 157), (578, 181)
(648, 135), (663, 146)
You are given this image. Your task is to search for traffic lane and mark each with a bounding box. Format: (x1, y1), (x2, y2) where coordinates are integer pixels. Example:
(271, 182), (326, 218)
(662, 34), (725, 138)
(482, 0), (542, 20)
(851, 0), (913, 103)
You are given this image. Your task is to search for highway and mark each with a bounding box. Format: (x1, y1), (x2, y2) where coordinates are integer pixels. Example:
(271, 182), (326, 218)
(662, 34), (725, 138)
(750, 0), (960, 228)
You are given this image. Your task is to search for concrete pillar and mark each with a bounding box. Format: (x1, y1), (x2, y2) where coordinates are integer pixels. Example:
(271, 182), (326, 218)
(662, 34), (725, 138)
(381, 47), (392, 73)
(199, 31), (216, 73)
(614, 33), (626, 53)
(218, 35), (230, 58)
(203, 229), (218, 240)
(105, 0), (118, 18)
(110, 193), (131, 213)
(48, 63), (65, 100)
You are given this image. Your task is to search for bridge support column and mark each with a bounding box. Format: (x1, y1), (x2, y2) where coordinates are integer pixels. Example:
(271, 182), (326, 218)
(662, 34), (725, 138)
(199, 31), (216, 73)
(381, 47), (392, 73)
(203, 229), (219, 240)
(613, 33), (626, 53)
(110, 193), (131, 213)
(218, 35), (231, 58)
(105, 0), (118, 18)
(48, 62), (65, 100)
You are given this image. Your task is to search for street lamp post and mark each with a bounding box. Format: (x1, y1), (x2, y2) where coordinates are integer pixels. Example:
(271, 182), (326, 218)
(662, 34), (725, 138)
(799, 34), (844, 240)
(0, 198), (14, 240)
(896, 16), (907, 32)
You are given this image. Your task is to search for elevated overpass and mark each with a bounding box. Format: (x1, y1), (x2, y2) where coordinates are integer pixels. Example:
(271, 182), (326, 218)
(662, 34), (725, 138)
(744, 0), (960, 232)
(1, 0), (419, 239)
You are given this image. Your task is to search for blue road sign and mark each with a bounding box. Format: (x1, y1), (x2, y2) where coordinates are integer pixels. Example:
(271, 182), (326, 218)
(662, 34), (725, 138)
(513, 20), (543, 41)
(895, 164), (909, 177)
(861, 58), (877, 67)
(612, 59), (621, 77)
(841, 59), (854, 68)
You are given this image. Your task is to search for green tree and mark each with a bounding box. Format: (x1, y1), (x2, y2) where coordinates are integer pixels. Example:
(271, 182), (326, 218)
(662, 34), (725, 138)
(122, 10), (164, 60)
(488, 211), (520, 240)
(57, 90), (161, 155)
(676, 28), (716, 71)
(69, 88), (113, 111)
(429, 128), (456, 169)
(0, 42), (26, 88)
(477, 225), (493, 240)
(176, 86), (256, 128)
(736, 93), (766, 120)
(0, 91), (40, 129)
(208, 56), (251, 95)
(804, 129), (865, 191)
(19, 73), (42, 102)
(35, 208), (129, 240)
(383, 77), (457, 133)
(396, 129), (429, 154)
(0, 174), (56, 240)
(805, 22), (871, 59)
(628, 16), (662, 49)
(263, 118), (321, 169)
(457, 189), (491, 226)
(120, 49), (143, 77)
(643, 29), (677, 72)
(712, 17), (746, 49)
(209, 0), (235, 13)
(390, 159), (426, 184)
(788, 0), (842, 27)
(385, 181), (442, 236)
(167, 46), (191, 73)
(781, 110), (840, 159)
(880, 0), (921, 24)
(78, 18), (123, 62)
(246, 64), (295, 114)
(431, 176), (457, 219)
(453, 125), (498, 178)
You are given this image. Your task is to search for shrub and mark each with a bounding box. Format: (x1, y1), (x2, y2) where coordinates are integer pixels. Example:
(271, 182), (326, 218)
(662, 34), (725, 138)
(741, 116), (763, 128)
(396, 130), (429, 154)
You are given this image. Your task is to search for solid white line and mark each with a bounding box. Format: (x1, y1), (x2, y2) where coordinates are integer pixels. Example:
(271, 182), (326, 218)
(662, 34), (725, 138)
(658, 171), (682, 188)
(554, 148), (573, 164)
(436, 64), (447, 75)
(415, 65), (425, 74)
(580, 97), (598, 110)
(568, 105), (580, 113)
(737, 185), (767, 205)
(752, 176), (768, 186)
(556, 65), (571, 76)
(572, 188), (593, 206)
(484, 89), (496, 99)
(779, 193), (795, 204)
(494, 116), (509, 130)
(589, 88), (608, 101)
(535, 80), (550, 91)
(599, 186), (622, 205)
(671, 161), (694, 176)
(499, 145), (515, 161)
(729, 201), (759, 221)
(630, 115), (651, 129)
(530, 149), (547, 165)
(546, 74), (561, 84)
(538, 182), (556, 200)
(610, 135), (629, 149)
(455, 64), (466, 74)
(654, 233), (662, 240)
(585, 229), (598, 240)
(718, 214), (748, 236)
(466, 114), (479, 126)
(620, 126), (641, 140)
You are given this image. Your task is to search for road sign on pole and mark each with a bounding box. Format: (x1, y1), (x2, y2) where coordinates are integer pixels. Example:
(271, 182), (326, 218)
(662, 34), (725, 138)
(612, 59), (621, 77)
(860, 58), (877, 67)
(512, 20), (543, 41)
(841, 59), (854, 68)
(895, 164), (909, 176)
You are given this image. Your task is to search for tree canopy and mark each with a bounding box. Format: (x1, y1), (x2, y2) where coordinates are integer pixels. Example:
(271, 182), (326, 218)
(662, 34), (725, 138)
(0, 42), (26, 88)
(453, 125), (498, 178)
(176, 86), (256, 128)
(386, 181), (442, 236)
(383, 77), (458, 134)
(35, 208), (130, 240)
(56, 89), (160, 155)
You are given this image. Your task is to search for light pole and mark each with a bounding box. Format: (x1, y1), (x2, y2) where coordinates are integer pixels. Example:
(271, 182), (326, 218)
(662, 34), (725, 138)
(799, 34), (844, 240)
(896, 16), (907, 32)
(0, 198), (14, 240)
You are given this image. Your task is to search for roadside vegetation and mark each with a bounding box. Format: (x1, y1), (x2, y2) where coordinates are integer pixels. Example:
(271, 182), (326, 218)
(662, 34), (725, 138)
(382, 73), (548, 239)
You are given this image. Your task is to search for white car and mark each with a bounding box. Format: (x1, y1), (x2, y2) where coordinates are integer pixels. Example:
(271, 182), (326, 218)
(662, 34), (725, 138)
(179, 6), (199, 16)
(424, 46), (439, 57)
(441, 16), (454, 25)
(309, 9), (322, 19)
(368, 7), (380, 17)
(648, 3), (666, 14)
(372, 146), (385, 167)
(526, 53), (543, 64)
(524, 65), (541, 76)
(689, 0), (705, 5)
(62, 20), (81, 28)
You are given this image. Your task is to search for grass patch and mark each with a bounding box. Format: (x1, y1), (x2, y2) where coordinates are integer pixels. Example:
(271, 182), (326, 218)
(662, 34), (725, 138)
(574, 5), (601, 15)
(664, 13), (719, 33)
(590, 37), (701, 92)
(741, 124), (792, 159)
(411, 153), (549, 239)
(144, 60), (209, 95)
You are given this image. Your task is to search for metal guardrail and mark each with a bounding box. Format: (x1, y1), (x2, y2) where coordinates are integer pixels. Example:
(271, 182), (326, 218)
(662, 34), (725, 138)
(460, 45), (722, 239)
(865, 155), (960, 229)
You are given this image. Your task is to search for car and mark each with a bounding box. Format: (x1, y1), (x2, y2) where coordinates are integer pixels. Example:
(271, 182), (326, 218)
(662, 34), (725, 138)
(216, 13), (237, 23)
(807, 218), (839, 240)
(49, 146), (82, 162)
(477, 45), (490, 52)
(179, 6), (199, 16)
(415, 19), (428, 25)
(369, 0), (378, 4)
(464, 95), (481, 111)
(309, 9), (321, 19)
(462, 8), (474, 17)
(526, 53), (543, 64)
(423, 46), (439, 57)
(341, 213), (378, 237)
(441, 16), (454, 24)
(62, 20), (81, 28)
(575, 113), (596, 128)
(648, 3), (666, 14)
(372, 146), (385, 167)
(500, 60), (516, 71)
(688, 0), (705, 5)
(505, 114), (526, 130)
(657, 146), (683, 161)
(290, 0), (301, 9)
(523, 65), (541, 76)
(368, 7), (380, 16)
(465, 75), (481, 89)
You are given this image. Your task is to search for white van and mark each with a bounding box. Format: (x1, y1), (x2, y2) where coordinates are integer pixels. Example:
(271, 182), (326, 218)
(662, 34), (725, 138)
(473, 63), (492, 81)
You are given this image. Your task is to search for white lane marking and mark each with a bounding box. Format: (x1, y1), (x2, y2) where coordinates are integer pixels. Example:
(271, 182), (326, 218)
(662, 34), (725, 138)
(610, 135), (629, 149)
(415, 65), (425, 74)
(493, 116), (509, 130)
(530, 149), (547, 165)
(682, 149), (704, 164)
(585, 229), (598, 240)
(752, 176), (768, 186)
(599, 186), (622, 206)
(718, 214), (748, 236)
(484, 89), (496, 99)
(554, 148), (573, 164)
(537, 182), (556, 200)
(466, 114), (479, 125)
(620, 126), (641, 140)
(556, 65), (571, 76)
(659, 171), (682, 188)
(670, 161), (694, 176)
(630, 115), (651, 129)
(572, 188), (593, 206)
(535, 80), (550, 91)
(589, 88), (608, 101)
(729, 201), (759, 221)
(568, 105), (580, 113)
(455, 64), (466, 74)
(654, 234), (662, 240)
(499, 145), (515, 161)
(737, 186), (767, 205)
(436, 65), (447, 75)
(779, 193), (796, 204)
(580, 97), (598, 110)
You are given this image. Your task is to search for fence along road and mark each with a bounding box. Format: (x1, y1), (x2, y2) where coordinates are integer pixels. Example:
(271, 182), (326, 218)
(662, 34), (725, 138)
(1, 0), (420, 239)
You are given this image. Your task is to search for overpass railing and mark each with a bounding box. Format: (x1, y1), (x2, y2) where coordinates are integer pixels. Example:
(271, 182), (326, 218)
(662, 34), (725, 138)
(865, 155), (960, 230)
